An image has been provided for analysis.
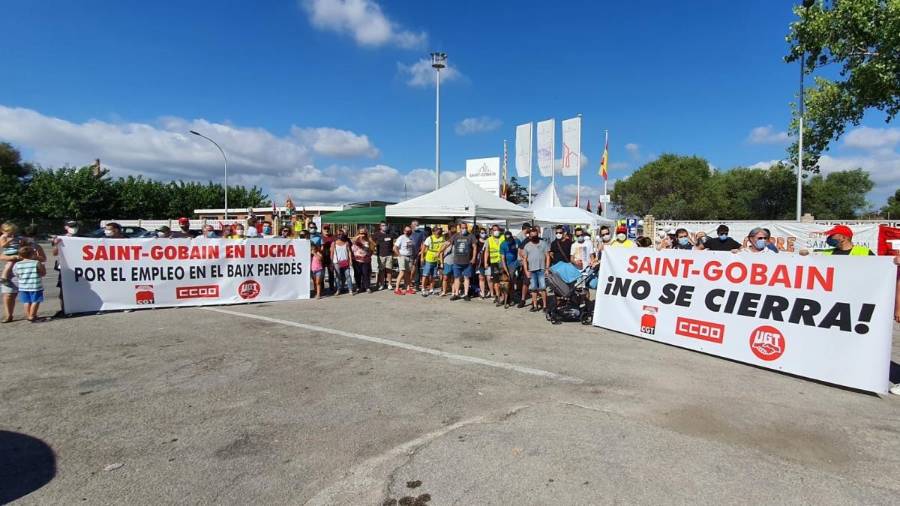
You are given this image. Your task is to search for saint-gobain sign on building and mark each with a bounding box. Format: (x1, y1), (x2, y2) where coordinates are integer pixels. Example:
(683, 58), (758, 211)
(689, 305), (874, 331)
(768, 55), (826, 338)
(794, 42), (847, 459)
(465, 157), (501, 196)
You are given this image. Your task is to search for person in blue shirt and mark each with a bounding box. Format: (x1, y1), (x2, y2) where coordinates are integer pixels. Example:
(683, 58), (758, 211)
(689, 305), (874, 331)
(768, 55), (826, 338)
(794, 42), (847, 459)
(308, 223), (322, 247)
(408, 220), (426, 290)
(500, 231), (520, 308)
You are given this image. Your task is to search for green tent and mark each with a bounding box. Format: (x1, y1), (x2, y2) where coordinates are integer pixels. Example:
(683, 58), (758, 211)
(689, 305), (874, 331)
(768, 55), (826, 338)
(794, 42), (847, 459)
(321, 206), (390, 224)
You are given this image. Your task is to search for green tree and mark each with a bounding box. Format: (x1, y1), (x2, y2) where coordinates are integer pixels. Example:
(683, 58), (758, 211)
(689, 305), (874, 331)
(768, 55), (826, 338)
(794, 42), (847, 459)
(505, 176), (533, 205)
(0, 143), (33, 220)
(785, 0), (900, 169)
(802, 168), (874, 218)
(610, 154), (714, 219)
(700, 164), (797, 220)
(881, 188), (900, 217)
(22, 166), (118, 223)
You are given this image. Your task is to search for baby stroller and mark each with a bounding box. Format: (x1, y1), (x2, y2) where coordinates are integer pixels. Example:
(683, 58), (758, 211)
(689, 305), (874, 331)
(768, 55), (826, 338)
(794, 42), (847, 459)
(545, 262), (596, 325)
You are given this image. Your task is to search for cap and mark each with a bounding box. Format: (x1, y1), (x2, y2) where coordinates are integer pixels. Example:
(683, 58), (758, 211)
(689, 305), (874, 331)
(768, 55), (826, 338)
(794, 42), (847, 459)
(665, 227), (675, 234)
(178, 217), (190, 225)
(616, 225), (627, 233)
(156, 225), (171, 233)
(65, 220), (78, 227)
(823, 225), (852, 239)
(716, 224), (729, 233)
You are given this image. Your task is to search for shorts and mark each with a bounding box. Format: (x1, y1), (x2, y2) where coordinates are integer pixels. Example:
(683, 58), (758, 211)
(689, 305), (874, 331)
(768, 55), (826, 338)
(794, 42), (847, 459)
(443, 263), (453, 276)
(312, 269), (324, 279)
(528, 271), (546, 291)
(397, 256), (412, 272)
(377, 255), (394, 270)
(452, 264), (473, 278)
(422, 261), (439, 278)
(0, 277), (17, 294)
(489, 262), (503, 282)
(18, 290), (43, 304)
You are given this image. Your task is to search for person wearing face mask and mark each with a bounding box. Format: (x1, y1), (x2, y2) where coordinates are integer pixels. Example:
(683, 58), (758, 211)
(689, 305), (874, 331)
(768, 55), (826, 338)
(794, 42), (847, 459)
(740, 227), (778, 254)
(420, 226), (445, 296)
(593, 225), (612, 253)
(228, 225), (246, 239)
(202, 224), (218, 238)
(261, 221), (273, 237)
(693, 231), (708, 250)
(373, 222), (396, 291)
(484, 225), (507, 304)
(550, 226), (573, 266)
(703, 224), (742, 252)
(155, 226), (174, 239)
(499, 231), (520, 308)
(331, 230), (354, 295)
(473, 227), (489, 299)
(51, 220), (81, 318)
(570, 227), (594, 269)
(447, 223), (477, 301)
(660, 228), (694, 251)
(523, 227), (551, 312)
(408, 220), (426, 290)
(280, 227), (292, 239)
(516, 225), (532, 307)
(307, 223), (322, 247)
(104, 222), (125, 239)
(351, 227), (375, 293)
(392, 226), (416, 295)
(798, 224), (874, 256)
(439, 224), (458, 297)
(608, 225), (634, 248)
(320, 226), (336, 293)
(173, 217), (197, 238)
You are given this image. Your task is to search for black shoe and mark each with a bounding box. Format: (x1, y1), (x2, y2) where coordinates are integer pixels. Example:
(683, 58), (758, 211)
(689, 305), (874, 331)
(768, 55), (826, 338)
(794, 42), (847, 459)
(517, 301), (526, 308)
(463, 295), (471, 301)
(529, 306), (540, 312)
(450, 295), (461, 301)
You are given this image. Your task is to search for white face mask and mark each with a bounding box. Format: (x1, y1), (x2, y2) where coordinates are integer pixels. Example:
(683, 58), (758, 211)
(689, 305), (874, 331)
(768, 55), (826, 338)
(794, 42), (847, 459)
(66, 226), (78, 235)
(576, 236), (585, 243)
(492, 230), (501, 237)
(157, 231), (167, 238)
(555, 233), (563, 239)
(616, 233), (627, 241)
(601, 234), (611, 242)
(104, 229), (115, 237)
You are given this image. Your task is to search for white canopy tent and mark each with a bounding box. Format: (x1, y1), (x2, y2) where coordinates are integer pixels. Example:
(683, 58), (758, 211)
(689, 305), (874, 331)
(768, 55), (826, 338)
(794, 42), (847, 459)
(385, 177), (533, 222)
(529, 184), (614, 227)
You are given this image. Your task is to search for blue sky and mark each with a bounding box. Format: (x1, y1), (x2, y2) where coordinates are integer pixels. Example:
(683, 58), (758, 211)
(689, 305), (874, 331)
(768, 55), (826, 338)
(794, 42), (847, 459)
(1, 0), (897, 207)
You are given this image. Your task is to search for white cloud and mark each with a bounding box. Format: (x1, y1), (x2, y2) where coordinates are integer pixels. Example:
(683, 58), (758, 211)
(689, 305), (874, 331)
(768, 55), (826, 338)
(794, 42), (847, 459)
(558, 184), (607, 207)
(455, 116), (501, 136)
(747, 159), (784, 170)
(843, 126), (900, 150)
(290, 126), (378, 158)
(624, 143), (640, 158)
(397, 58), (464, 88)
(747, 125), (790, 145)
(301, 0), (426, 49)
(271, 166), (461, 204)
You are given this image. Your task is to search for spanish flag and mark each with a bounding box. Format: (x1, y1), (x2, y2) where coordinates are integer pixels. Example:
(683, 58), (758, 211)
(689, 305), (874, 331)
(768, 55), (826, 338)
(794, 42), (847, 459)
(599, 130), (609, 181)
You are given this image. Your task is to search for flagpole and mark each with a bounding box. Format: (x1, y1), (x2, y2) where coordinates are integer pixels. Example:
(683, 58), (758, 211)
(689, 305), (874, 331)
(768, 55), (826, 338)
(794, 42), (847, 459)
(528, 122), (533, 206)
(502, 139), (508, 198)
(603, 129), (608, 217)
(551, 118), (556, 192)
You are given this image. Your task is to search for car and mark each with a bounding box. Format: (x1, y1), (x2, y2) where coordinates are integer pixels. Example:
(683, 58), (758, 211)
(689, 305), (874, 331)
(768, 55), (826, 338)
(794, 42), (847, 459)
(88, 226), (149, 238)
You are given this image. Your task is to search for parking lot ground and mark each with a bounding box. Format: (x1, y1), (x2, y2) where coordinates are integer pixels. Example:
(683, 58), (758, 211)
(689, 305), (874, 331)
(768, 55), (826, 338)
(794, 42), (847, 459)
(2, 274), (900, 505)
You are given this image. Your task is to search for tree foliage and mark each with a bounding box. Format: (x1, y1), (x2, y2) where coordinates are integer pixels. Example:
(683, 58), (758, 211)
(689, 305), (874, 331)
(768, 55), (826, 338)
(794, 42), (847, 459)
(881, 188), (900, 217)
(0, 144), (267, 229)
(505, 176), (534, 205)
(611, 154), (874, 220)
(785, 0), (900, 169)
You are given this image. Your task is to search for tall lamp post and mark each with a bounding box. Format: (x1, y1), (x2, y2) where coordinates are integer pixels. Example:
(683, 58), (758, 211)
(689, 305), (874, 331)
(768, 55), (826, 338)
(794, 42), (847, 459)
(797, 0), (814, 221)
(431, 51), (447, 191)
(190, 130), (229, 220)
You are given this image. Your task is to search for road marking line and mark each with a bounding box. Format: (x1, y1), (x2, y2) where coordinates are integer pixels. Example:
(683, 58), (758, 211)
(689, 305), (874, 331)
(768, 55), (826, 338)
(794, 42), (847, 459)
(203, 307), (584, 384)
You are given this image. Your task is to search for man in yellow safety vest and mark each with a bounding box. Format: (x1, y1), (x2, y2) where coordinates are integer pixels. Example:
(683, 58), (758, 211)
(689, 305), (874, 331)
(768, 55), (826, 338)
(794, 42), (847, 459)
(484, 224), (506, 304)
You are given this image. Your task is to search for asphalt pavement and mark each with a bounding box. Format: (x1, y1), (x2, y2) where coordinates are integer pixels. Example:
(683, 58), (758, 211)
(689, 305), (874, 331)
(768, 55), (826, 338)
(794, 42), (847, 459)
(2, 271), (899, 505)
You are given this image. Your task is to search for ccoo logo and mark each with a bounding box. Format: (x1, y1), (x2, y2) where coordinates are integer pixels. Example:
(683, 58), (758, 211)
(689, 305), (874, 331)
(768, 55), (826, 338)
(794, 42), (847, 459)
(749, 325), (786, 361)
(176, 285), (220, 299)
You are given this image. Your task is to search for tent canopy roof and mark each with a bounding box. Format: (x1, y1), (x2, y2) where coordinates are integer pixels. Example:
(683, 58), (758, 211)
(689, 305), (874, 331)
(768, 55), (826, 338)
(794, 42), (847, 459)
(386, 177), (532, 221)
(321, 206), (391, 224)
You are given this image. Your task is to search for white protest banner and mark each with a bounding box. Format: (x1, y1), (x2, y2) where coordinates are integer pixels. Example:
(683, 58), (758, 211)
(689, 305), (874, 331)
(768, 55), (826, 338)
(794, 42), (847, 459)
(592, 248), (896, 393)
(515, 122), (533, 178)
(58, 237), (310, 314)
(536, 119), (555, 177)
(560, 117), (581, 177)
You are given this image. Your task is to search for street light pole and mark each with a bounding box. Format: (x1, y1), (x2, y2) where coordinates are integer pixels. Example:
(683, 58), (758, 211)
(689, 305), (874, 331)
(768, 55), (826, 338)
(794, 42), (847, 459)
(797, 0), (814, 221)
(190, 130), (229, 220)
(431, 52), (447, 191)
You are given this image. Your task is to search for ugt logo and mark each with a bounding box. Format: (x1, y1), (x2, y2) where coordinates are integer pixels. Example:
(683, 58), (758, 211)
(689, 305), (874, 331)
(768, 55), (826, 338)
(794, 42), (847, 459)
(749, 325), (786, 361)
(640, 305), (657, 335)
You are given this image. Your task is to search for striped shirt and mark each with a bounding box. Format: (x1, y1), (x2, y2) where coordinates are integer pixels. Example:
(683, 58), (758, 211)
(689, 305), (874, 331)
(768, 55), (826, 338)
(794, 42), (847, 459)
(12, 259), (42, 292)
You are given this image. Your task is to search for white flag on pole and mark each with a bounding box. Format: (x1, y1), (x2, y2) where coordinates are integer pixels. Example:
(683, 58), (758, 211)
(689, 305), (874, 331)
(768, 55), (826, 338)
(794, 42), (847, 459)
(515, 123), (532, 178)
(536, 119), (554, 177)
(560, 117), (581, 177)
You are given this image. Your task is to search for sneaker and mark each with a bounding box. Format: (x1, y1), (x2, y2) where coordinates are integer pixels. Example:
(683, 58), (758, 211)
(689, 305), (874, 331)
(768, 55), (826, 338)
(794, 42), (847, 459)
(463, 295), (471, 302)
(890, 383), (900, 396)
(406, 287), (416, 295)
(440, 292), (448, 297)
(450, 295), (461, 301)
(529, 306), (540, 312)
(504, 303), (510, 309)
(516, 301), (526, 309)
(421, 291), (429, 297)
(394, 288), (404, 295)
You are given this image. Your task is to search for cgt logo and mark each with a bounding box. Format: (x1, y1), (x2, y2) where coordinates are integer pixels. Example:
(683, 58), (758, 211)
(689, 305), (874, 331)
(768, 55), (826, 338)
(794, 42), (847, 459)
(675, 317), (724, 344)
(640, 306), (657, 335)
(176, 285), (220, 300)
(134, 285), (155, 305)
(749, 325), (786, 361)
